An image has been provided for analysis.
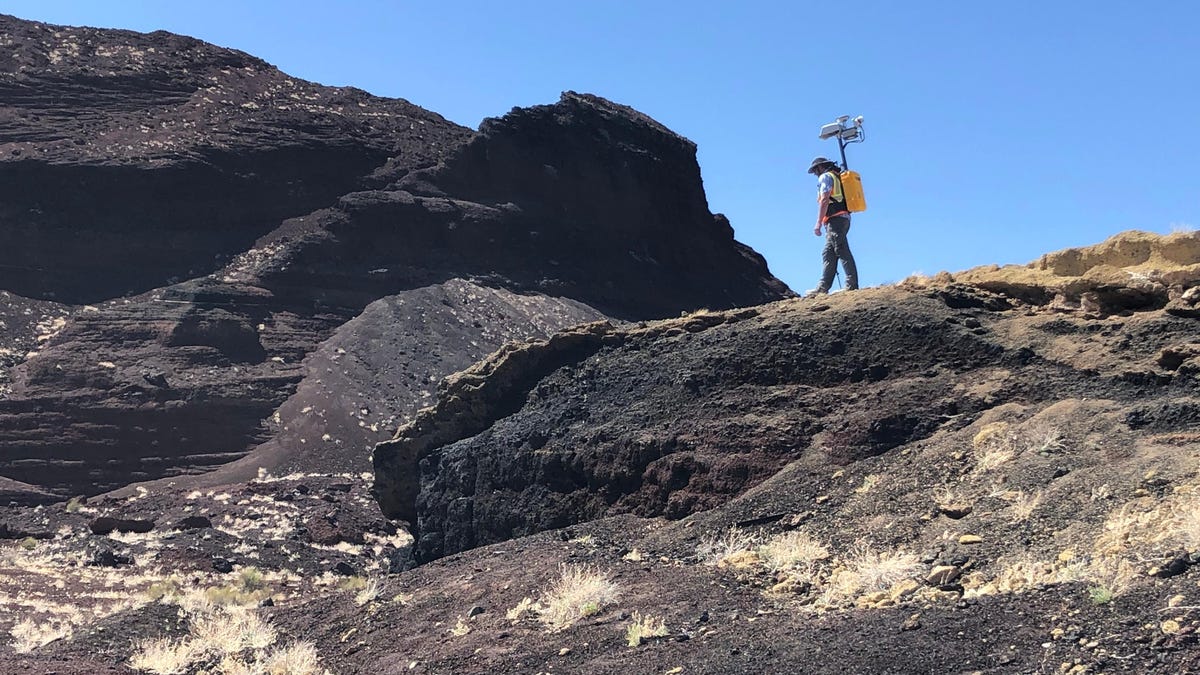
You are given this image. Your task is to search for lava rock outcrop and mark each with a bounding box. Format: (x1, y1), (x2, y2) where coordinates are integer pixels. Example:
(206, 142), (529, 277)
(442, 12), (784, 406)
(0, 15), (788, 495)
(374, 231), (1200, 563)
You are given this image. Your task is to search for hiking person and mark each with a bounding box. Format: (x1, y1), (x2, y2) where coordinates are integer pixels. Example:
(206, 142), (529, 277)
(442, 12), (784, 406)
(807, 156), (859, 295)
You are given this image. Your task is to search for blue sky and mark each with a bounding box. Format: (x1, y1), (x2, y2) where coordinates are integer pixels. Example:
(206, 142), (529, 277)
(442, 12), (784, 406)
(6, 1), (1197, 291)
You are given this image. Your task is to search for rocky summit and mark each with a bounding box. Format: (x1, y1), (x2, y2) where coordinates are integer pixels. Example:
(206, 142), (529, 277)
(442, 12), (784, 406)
(2, 13), (1200, 675)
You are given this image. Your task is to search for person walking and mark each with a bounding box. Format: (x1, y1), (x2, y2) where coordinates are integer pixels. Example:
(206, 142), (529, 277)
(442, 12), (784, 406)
(807, 156), (858, 295)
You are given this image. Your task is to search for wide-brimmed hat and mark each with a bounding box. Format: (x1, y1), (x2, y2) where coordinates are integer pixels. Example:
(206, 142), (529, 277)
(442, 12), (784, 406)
(807, 156), (837, 174)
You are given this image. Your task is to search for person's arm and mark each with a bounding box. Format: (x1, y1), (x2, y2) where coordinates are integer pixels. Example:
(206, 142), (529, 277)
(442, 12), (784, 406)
(814, 174), (831, 235)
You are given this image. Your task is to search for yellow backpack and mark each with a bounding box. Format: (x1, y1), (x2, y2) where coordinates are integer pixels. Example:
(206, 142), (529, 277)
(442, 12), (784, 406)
(839, 170), (867, 213)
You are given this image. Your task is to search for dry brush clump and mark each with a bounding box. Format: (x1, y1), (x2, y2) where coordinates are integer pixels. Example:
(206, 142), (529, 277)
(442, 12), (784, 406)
(9, 617), (74, 653)
(757, 531), (829, 576)
(506, 564), (621, 632)
(819, 545), (924, 608)
(699, 528), (924, 611)
(625, 612), (668, 647)
(696, 527), (758, 567)
(128, 603), (326, 675)
(968, 421), (1065, 476)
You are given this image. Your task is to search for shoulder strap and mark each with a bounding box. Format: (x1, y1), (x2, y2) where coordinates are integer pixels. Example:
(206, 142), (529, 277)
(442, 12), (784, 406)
(823, 171), (844, 201)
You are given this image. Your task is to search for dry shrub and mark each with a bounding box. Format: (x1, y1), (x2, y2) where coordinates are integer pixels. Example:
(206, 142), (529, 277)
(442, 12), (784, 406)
(190, 608), (277, 655)
(970, 421), (1065, 474)
(353, 577), (386, 606)
(854, 474), (882, 494)
(697, 527), (757, 565)
(757, 531), (829, 573)
(128, 605), (301, 674)
(1004, 489), (1044, 522)
(10, 618), (73, 654)
(128, 638), (201, 674)
(981, 554), (1088, 596)
(449, 617), (471, 637)
(536, 565), (620, 631)
(215, 656), (261, 675)
(1095, 494), (1200, 556)
(1086, 557), (1139, 598)
(506, 596), (536, 623)
(260, 642), (322, 675)
(1168, 495), (1200, 552)
(972, 422), (1017, 473)
(626, 612), (669, 647)
(821, 546), (921, 605)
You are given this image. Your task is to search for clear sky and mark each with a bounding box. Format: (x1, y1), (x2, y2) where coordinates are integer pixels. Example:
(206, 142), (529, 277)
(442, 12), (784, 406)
(6, 1), (1197, 292)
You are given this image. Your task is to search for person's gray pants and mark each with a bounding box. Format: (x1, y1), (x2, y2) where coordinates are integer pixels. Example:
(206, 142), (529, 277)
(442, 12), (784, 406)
(817, 216), (858, 292)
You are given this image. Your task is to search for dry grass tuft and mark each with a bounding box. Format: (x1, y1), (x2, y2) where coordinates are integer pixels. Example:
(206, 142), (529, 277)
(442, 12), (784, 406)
(535, 565), (620, 631)
(821, 546), (922, 605)
(1095, 494), (1200, 557)
(10, 618), (73, 653)
(854, 474), (882, 494)
(697, 527), (757, 565)
(982, 554), (1089, 595)
(506, 596), (537, 623)
(260, 642), (323, 675)
(190, 608), (277, 655)
(757, 531), (829, 573)
(128, 638), (201, 674)
(969, 421), (1065, 475)
(449, 616), (471, 637)
(1004, 489), (1044, 522)
(1086, 557), (1140, 599)
(126, 602), (315, 674)
(625, 612), (669, 647)
(353, 577), (386, 606)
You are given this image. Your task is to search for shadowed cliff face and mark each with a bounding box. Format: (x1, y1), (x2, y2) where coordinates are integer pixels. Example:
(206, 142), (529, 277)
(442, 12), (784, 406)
(0, 16), (788, 496)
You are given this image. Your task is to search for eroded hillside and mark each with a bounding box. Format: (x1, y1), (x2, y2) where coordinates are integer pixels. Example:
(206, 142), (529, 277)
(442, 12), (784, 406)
(0, 14), (787, 497)
(2, 232), (1199, 674)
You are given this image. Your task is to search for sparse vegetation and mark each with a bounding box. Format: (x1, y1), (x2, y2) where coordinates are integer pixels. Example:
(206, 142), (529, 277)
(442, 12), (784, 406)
(128, 603), (318, 675)
(1005, 489), (1044, 522)
(535, 565), (620, 631)
(353, 577), (386, 606)
(971, 422), (1018, 473)
(129, 637), (199, 674)
(854, 474), (882, 494)
(10, 618), (72, 653)
(697, 527), (757, 565)
(237, 566), (266, 592)
(1089, 585), (1115, 605)
(260, 641), (323, 675)
(822, 546), (923, 604)
(757, 530), (829, 573)
(626, 612), (669, 647)
(506, 596), (537, 623)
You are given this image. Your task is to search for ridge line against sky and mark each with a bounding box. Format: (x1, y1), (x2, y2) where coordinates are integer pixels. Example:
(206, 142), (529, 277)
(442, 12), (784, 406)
(4, 1), (1197, 291)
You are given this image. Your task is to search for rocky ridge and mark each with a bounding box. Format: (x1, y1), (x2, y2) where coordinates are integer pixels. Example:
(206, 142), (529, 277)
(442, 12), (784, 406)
(2, 232), (1199, 674)
(0, 14), (787, 496)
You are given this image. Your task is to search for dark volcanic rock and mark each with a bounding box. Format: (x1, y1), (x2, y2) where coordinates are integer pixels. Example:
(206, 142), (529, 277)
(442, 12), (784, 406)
(0, 475), (58, 506)
(217, 280), (608, 481)
(0, 16), (788, 496)
(375, 288), (1199, 563)
(88, 516), (154, 535)
(0, 14), (470, 302)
